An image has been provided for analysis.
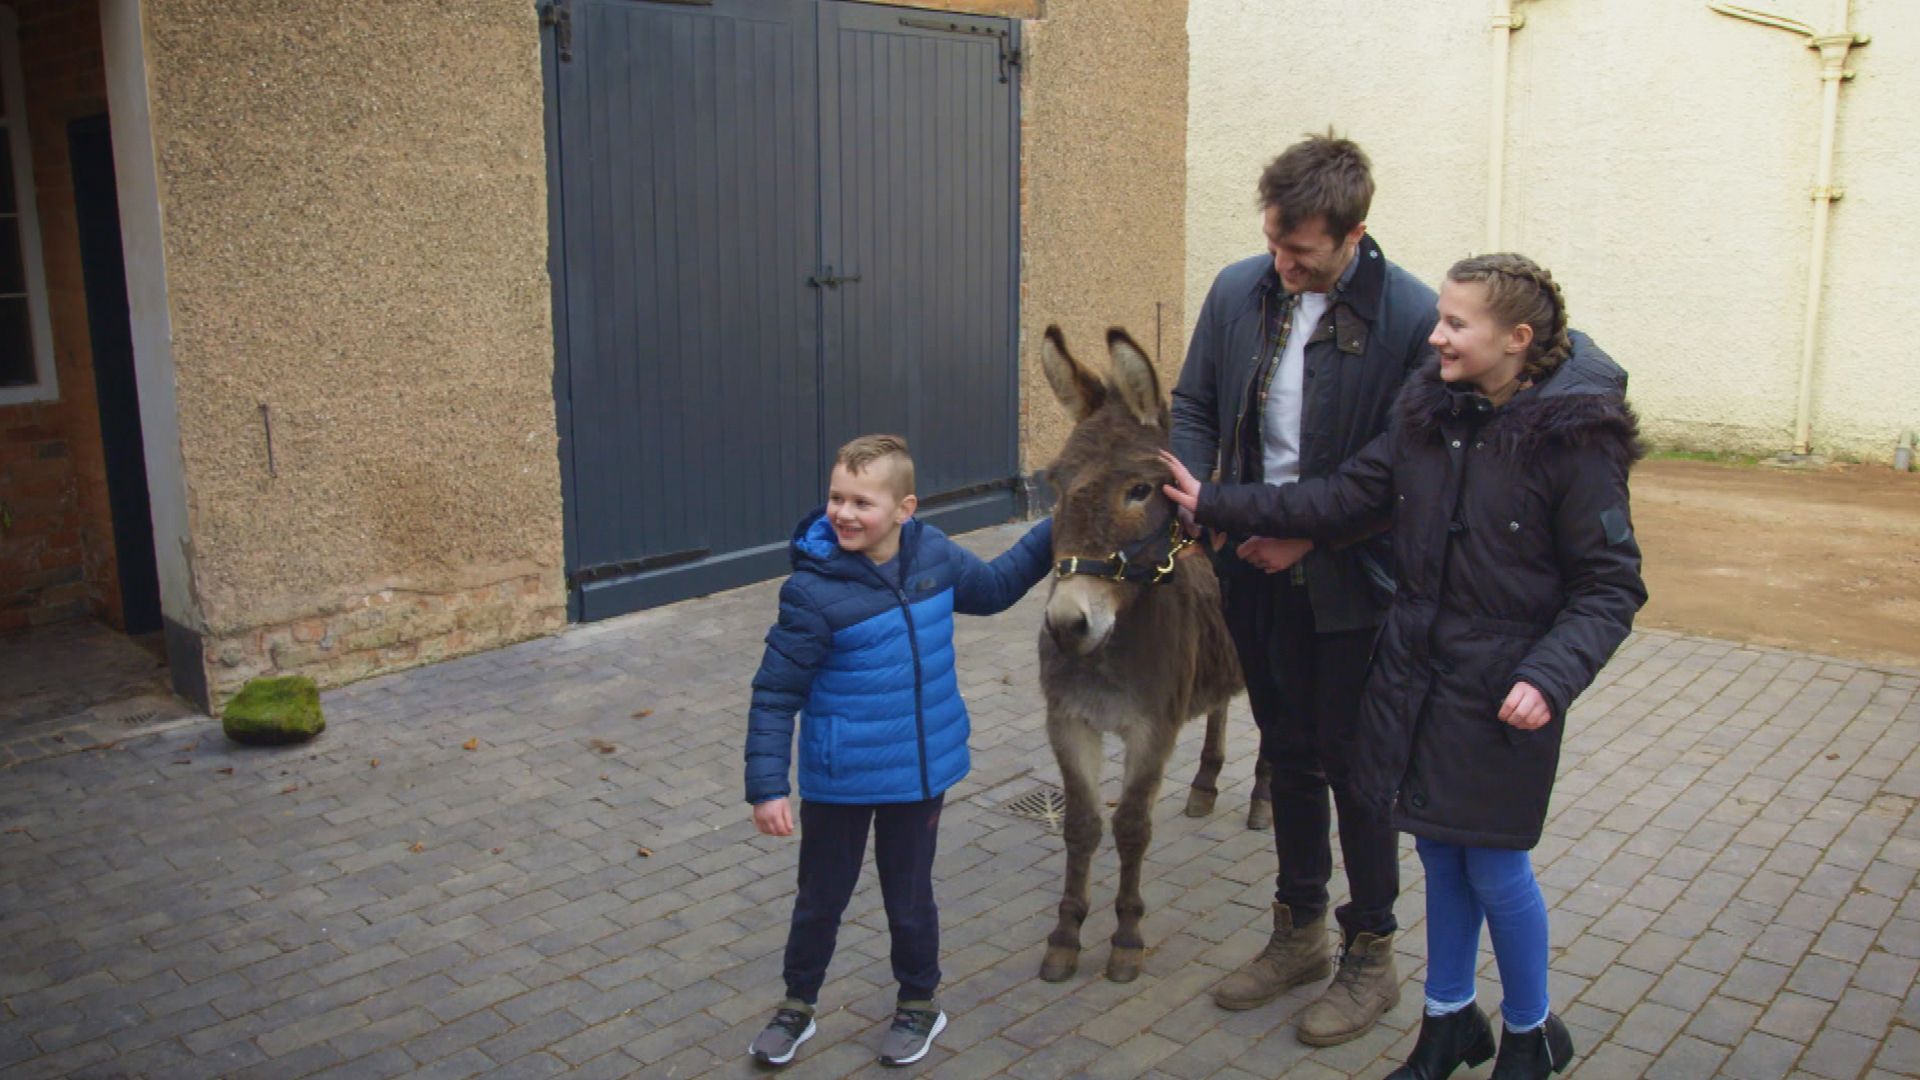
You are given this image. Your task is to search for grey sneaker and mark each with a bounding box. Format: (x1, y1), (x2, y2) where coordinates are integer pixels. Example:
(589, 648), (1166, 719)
(877, 1002), (947, 1067)
(748, 1000), (816, 1067)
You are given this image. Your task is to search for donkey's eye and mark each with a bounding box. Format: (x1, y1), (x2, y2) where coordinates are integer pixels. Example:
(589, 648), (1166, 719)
(1126, 482), (1153, 502)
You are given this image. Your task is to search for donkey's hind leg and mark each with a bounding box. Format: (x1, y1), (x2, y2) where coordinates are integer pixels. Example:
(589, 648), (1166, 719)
(1108, 717), (1177, 982)
(1041, 713), (1103, 982)
(1184, 705), (1229, 817)
(1247, 751), (1274, 831)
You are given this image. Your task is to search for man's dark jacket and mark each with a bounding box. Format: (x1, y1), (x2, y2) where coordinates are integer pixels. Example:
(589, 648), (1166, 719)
(1171, 234), (1436, 633)
(1192, 335), (1648, 848)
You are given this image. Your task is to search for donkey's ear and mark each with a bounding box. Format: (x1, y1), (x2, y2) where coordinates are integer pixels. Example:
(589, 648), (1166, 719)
(1041, 325), (1105, 421)
(1105, 328), (1167, 429)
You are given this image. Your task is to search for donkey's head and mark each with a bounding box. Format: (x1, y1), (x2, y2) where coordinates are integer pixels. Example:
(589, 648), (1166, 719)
(1039, 325), (1179, 655)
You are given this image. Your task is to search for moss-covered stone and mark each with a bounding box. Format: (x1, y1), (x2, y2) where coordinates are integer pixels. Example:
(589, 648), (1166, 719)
(222, 675), (325, 745)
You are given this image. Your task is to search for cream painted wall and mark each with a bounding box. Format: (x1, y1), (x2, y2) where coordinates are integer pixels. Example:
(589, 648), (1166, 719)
(1187, 0), (1918, 462)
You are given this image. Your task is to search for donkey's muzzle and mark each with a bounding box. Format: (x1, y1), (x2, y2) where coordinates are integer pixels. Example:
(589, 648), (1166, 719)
(1045, 579), (1115, 655)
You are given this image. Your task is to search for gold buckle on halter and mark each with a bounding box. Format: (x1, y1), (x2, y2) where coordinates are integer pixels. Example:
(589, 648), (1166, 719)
(1151, 522), (1193, 583)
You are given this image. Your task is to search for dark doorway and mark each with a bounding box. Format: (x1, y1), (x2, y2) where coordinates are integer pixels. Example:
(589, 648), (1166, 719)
(68, 113), (159, 636)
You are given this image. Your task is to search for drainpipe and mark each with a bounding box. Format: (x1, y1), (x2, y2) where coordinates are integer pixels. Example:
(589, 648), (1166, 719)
(1486, 0), (1525, 250)
(1709, 2), (1868, 456)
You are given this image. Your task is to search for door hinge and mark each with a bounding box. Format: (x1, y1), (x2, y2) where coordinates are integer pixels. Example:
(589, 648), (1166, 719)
(540, 0), (573, 63)
(900, 17), (1021, 83)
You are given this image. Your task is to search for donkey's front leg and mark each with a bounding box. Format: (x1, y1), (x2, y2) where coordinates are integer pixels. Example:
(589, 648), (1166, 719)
(1041, 714), (1103, 982)
(1108, 720), (1176, 982)
(1184, 705), (1229, 817)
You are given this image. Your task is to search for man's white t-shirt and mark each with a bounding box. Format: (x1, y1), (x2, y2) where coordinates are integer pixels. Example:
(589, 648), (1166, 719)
(1261, 290), (1330, 487)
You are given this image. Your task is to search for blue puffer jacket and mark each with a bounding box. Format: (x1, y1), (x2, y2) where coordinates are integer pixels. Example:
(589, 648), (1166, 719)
(744, 512), (1053, 806)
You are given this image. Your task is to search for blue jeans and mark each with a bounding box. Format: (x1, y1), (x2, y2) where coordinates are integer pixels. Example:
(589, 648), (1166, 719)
(1417, 837), (1550, 1029)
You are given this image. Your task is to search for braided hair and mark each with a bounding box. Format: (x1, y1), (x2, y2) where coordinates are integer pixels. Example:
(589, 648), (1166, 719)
(1445, 253), (1572, 383)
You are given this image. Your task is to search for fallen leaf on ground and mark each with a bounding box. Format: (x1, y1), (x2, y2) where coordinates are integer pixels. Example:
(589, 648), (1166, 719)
(179, 741), (198, 753)
(599, 775), (610, 781)
(409, 841), (425, 853)
(588, 739), (617, 755)
(216, 767), (234, 776)
(281, 784), (300, 794)
(51, 735), (64, 743)
(631, 709), (653, 719)
(172, 759), (192, 766)
(1825, 753), (1839, 760)
(491, 847), (503, 855)
(636, 847), (653, 858)
(462, 738), (479, 751)
(1106, 800), (1118, 807)
(370, 758), (380, 768)
(3, 826), (26, 835)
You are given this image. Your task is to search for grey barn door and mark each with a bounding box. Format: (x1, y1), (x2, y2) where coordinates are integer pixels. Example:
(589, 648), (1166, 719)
(547, 0), (1020, 619)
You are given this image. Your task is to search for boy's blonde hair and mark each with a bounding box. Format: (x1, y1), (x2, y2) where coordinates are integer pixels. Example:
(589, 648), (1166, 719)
(835, 434), (915, 500)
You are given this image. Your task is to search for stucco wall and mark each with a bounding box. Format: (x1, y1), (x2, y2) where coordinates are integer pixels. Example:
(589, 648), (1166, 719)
(1187, 0), (1918, 462)
(140, 2), (565, 698)
(1018, 0), (1188, 474)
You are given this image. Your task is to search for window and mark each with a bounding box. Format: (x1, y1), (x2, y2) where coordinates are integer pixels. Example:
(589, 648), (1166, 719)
(0, 6), (56, 405)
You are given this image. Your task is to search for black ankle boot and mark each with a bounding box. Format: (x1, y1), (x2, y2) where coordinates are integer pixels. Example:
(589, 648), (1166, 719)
(1385, 1002), (1495, 1080)
(1490, 1013), (1575, 1079)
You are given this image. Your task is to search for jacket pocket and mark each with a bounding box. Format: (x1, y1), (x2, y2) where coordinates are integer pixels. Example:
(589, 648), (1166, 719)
(805, 714), (840, 780)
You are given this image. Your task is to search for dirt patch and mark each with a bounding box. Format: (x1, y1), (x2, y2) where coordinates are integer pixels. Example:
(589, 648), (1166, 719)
(1634, 459), (1920, 669)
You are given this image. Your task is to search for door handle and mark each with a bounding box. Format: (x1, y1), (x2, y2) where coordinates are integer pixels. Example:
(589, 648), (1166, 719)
(806, 266), (863, 289)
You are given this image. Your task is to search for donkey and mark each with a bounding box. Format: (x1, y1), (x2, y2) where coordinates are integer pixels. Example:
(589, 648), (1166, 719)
(1034, 325), (1266, 984)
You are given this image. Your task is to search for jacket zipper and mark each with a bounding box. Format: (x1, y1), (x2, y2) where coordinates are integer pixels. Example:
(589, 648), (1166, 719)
(897, 583), (929, 800)
(861, 544), (930, 800)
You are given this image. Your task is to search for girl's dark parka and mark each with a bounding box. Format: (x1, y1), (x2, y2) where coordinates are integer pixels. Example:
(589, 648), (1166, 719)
(1194, 331), (1648, 849)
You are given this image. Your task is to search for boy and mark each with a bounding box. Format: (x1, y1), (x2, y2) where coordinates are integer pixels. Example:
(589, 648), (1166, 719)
(744, 434), (1052, 1067)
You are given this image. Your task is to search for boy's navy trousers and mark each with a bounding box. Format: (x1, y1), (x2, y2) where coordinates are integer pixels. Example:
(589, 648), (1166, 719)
(783, 794), (943, 1006)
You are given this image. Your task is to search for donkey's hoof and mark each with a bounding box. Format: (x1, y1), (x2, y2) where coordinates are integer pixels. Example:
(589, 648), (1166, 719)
(1039, 946), (1080, 982)
(1106, 946), (1144, 983)
(1184, 788), (1217, 818)
(1246, 799), (1273, 831)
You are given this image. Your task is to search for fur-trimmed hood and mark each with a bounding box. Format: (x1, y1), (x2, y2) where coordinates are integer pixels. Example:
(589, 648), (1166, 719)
(1396, 330), (1644, 468)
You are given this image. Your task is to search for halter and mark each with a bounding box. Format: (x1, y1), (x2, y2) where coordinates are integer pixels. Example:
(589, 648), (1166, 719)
(1052, 516), (1196, 586)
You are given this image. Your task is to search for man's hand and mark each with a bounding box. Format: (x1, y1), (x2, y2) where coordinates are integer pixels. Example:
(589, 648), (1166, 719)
(752, 797), (794, 836)
(1499, 681), (1552, 730)
(1157, 451), (1203, 537)
(1237, 536), (1313, 574)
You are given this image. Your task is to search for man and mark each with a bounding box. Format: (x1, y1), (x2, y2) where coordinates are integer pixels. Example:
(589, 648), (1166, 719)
(1171, 133), (1434, 1046)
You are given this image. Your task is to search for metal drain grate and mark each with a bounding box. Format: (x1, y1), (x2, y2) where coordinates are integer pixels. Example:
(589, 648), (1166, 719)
(999, 784), (1067, 833)
(116, 710), (159, 726)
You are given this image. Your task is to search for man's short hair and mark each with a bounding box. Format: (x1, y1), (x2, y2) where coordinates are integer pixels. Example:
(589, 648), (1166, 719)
(1256, 131), (1375, 241)
(834, 434), (915, 499)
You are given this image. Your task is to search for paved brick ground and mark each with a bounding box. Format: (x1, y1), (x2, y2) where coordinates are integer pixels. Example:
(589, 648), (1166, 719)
(0, 620), (195, 767)
(2, 523), (1917, 1079)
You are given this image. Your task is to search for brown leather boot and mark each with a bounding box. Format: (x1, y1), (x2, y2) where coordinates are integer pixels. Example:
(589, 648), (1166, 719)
(1212, 904), (1334, 1011)
(1297, 930), (1401, 1045)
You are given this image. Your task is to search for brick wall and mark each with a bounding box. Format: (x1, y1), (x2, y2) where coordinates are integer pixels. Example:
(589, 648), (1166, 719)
(204, 573), (567, 704)
(0, 0), (115, 635)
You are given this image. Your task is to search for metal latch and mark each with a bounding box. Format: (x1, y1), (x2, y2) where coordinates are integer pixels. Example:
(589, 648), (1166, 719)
(806, 266), (863, 289)
(540, 0), (573, 63)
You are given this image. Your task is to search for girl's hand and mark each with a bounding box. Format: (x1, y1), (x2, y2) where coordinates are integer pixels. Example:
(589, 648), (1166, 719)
(752, 797), (794, 836)
(1499, 681), (1552, 730)
(1157, 450), (1202, 517)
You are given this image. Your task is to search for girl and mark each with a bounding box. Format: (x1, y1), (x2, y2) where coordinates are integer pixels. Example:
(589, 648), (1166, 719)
(1163, 253), (1646, 1079)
